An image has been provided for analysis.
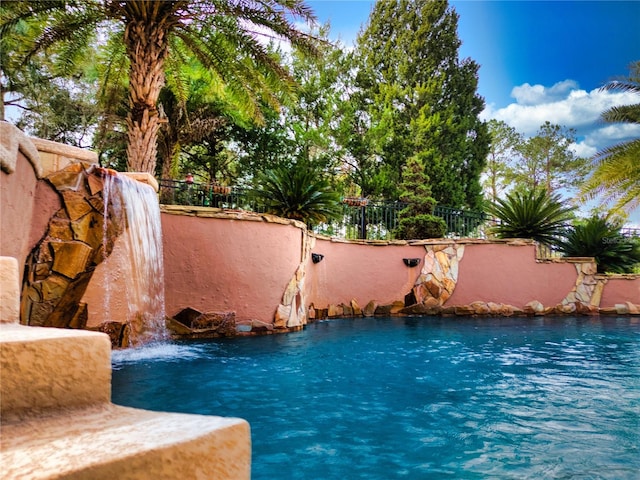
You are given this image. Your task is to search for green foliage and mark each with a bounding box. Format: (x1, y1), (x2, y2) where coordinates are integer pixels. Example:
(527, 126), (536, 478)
(394, 157), (446, 239)
(353, 0), (488, 209)
(556, 217), (640, 273)
(252, 162), (342, 226)
(483, 119), (522, 202)
(487, 189), (575, 245)
(511, 121), (587, 195)
(395, 215), (447, 240)
(14, 70), (100, 147)
(2, 0), (320, 173)
(279, 26), (343, 173)
(581, 61), (640, 216)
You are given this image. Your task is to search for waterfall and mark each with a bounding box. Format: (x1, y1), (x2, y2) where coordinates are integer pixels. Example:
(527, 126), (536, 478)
(102, 171), (168, 346)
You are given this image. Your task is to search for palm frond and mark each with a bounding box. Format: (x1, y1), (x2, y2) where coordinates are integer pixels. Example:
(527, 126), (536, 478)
(253, 163), (341, 225)
(557, 216), (640, 273)
(601, 104), (640, 124)
(487, 189), (575, 245)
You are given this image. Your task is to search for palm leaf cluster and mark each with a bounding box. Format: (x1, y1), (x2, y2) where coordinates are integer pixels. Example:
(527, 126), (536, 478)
(253, 164), (341, 226)
(487, 189), (575, 245)
(1, 0), (319, 173)
(581, 61), (640, 215)
(556, 216), (640, 273)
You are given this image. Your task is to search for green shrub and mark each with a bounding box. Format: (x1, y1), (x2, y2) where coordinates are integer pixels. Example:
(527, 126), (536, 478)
(556, 216), (640, 273)
(487, 189), (575, 245)
(395, 214), (447, 240)
(252, 163), (342, 226)
(394, 157), (446, 239)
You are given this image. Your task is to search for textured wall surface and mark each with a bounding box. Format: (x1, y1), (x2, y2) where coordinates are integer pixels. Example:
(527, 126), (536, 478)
(599, 276), (640, 307)
(161, 208), (303, 323)
(305, 239), (425, 308)
(446, 242), (578, 307)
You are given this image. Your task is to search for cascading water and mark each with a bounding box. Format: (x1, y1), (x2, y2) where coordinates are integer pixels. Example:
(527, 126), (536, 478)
(101, 171), (168, 346)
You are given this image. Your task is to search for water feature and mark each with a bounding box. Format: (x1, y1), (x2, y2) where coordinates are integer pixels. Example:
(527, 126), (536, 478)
(112, 316), (640, 479)
(101, 171), (168, 345)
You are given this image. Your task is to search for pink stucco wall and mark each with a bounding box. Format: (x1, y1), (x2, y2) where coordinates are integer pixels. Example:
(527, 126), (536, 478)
(305, 239), (425, 308)
(1, 152), (39, 282)
(161, 213), (303, 323)
(600, 277), (640, 308)
(446, 243), (579, 308)
(27, 198), (640, 330)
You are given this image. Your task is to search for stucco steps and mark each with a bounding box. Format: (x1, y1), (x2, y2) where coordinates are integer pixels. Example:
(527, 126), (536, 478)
(1, 321), (250, 479)
(1, 403), (250, 480)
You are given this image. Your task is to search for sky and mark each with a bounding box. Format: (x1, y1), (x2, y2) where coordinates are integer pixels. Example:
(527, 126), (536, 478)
(306, 0), (640, 223)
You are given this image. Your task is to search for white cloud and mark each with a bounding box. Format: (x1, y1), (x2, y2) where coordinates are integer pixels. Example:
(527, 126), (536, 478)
(511, 79), (579, 105)
(482, 80), (639, 155)
(483, 80), (640, 223)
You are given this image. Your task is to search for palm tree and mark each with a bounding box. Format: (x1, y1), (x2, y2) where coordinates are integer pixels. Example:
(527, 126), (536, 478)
(252, 163), (341, 226)
(581, 61), (640, 216)
(487, 188), (575, 246)
(1, 0), (318, 174)
(556, 216), (640, 273)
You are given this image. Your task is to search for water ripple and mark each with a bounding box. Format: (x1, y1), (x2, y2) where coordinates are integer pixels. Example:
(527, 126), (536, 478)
(112, 317), (640, 479)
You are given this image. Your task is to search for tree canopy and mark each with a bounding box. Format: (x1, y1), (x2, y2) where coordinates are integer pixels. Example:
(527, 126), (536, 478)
(1, 0), (319, 174)
(353, 0), (489, 209)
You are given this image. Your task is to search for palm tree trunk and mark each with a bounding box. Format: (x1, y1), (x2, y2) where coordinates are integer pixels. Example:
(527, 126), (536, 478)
(124, 19), (170, 174)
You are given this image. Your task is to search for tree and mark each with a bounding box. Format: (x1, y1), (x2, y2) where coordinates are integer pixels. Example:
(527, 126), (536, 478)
(487, 189), (575, 246)
(394, 156), (447, 239)
(1, 0), (319, 174)
(512, 121), (587, 195)
(483, 119), (522, 202)
(252, 162), (342, 226)
(556, 216), (640, 273)
(581, 61), (640, 216)
(283, 27), (342, 172)
(333, 50), (398, 199)
(353, 0), (488, 208)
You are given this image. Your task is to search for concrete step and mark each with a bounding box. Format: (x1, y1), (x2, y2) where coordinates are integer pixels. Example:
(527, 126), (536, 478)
(1, 256), (251, 480)
(0, 323), (251, 479)
(0, 324), (112, 420)
(1, 404), (250, 480)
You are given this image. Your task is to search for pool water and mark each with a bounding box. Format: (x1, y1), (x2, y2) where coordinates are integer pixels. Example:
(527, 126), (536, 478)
(111, 316), (640, 479)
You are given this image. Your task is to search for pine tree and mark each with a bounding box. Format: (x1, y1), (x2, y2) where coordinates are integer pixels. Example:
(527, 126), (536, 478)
(394, 156), (446, 239)
(354, 0), (488, 209)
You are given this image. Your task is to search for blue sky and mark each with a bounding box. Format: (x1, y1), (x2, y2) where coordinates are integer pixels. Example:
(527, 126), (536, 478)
(306, 0), (640, 222)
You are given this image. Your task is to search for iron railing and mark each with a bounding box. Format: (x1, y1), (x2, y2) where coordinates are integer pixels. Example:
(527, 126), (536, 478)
(158, 179), (640, 242)
(158, 179), (266, 212)
(312, 202), (487, 240)
(620, 227), (640, 238)
(158, 179), (488, 240)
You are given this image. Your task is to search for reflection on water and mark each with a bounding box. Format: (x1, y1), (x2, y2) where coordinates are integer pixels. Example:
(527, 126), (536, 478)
(112, 316), (640, 479)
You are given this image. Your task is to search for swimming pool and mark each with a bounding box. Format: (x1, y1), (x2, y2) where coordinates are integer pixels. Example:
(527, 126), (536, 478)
(112, 316), (640, 479)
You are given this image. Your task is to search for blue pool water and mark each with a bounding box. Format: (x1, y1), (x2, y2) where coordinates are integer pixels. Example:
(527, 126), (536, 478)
(111, 316), (640, 479)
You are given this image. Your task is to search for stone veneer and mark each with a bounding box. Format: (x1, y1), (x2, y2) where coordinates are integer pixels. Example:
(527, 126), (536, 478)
(411, 242), (465, 307)
(21, 163), (126, 332)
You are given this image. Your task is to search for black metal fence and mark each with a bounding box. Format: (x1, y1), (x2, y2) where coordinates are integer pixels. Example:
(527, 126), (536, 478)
(158, 179), (640, 241)
(158, 179), (488, 240)
(312, 202), (487, 240)
(621, 227), (640, 238)
(159, 179), (265, 212)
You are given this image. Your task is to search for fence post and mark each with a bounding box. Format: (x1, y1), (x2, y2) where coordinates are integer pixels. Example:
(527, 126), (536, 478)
(359, 204), (367, 239)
